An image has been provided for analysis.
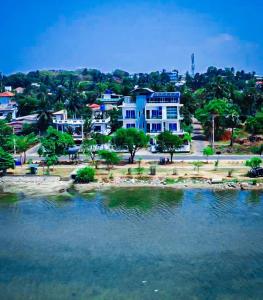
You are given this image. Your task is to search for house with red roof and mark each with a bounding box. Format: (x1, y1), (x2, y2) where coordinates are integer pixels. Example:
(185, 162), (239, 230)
(88, 103), (111, 135)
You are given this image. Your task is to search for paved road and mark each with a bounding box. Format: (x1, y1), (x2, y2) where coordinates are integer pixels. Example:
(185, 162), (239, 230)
(191, 118), (209, 155)
(24, 152), (260, 162)
(22, 141), (260, 162)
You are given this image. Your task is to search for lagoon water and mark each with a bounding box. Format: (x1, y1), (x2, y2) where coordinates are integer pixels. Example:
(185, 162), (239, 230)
(0, 188), (263, 299)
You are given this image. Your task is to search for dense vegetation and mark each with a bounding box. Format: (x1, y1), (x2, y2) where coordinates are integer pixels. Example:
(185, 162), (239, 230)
(0, 66), (262, 140)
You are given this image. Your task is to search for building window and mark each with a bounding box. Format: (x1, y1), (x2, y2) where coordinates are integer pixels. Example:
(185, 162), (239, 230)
(125, 110), (135, 119)
(152, 123), (161, 132)
(169, 123), (177, 132)
(127, 123), (135, 128)
(151, 107), (162, 119)
(167, 107), (178, 119)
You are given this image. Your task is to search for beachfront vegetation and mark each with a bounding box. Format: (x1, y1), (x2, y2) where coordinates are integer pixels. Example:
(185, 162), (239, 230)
(98, 150), (120, 170)
(75, 167), (95, 183)
(38, 127), (74, 172)
(0, 147), (14, 175)
(156, 131), (185, 162)
(245, 157), (262, 170)
(202, 146), (214, 161)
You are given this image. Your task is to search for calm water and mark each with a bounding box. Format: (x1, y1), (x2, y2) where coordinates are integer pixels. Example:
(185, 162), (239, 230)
(1, 188), (263, 300)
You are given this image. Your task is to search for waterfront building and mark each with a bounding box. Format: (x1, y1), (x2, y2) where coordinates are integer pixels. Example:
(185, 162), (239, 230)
(0, 92), (17, 120)
(120, 87), (190, 151)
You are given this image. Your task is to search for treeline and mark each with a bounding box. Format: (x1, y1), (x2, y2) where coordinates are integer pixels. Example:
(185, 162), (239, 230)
(1, 66), (263, 135)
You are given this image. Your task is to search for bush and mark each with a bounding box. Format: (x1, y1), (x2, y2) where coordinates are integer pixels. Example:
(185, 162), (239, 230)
(245, 157), (262, 169)
(136, 167), (144, 175)
(165, 178), (176, 184)
(75, 167), (95, 183)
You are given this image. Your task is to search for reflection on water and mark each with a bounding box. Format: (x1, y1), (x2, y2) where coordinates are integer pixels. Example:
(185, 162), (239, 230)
(0, 188), (263, 300)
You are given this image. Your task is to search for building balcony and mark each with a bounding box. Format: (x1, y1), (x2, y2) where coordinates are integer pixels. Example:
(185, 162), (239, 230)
(91, 117), (111, 124)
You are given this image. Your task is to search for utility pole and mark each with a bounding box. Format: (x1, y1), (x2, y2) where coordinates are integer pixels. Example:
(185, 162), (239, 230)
(13, 127), (16, 155)
(211, 114), (215, 150)
(191, 53), (195, 77)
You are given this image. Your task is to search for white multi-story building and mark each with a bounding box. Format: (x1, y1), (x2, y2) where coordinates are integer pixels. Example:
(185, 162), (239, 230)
(88, 104), (111, 135)
(120, 87), (189, 151)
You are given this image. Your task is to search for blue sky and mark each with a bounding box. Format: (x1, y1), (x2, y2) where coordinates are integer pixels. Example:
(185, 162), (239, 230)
(1, 0), (263, 74)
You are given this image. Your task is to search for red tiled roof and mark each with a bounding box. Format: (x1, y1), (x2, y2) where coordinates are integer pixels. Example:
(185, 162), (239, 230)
(0, 92), (15, 97)
(88, 103), (100, 109)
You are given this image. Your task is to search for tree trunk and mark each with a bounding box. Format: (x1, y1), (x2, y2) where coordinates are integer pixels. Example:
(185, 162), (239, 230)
(170, 153), (173, 163)
(24, 152), (27, 164)
(230, 127), (234, 147)
(130, 152), (135, 164)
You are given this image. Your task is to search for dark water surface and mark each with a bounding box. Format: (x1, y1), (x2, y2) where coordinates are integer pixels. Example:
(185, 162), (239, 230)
(0, 188), (263, 299)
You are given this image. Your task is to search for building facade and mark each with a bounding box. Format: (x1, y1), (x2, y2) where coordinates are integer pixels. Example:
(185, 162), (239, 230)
(88, 104), (111, 135)
(0, 92), (17, 120)
(121, 88), (183, 133)
(120, 88), (189, 151)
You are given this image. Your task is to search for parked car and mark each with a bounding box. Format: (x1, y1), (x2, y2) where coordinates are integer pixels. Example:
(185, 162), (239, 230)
(248, 167), (263, 178)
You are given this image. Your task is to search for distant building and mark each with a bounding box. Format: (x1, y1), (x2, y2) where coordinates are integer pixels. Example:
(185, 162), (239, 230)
(120, 87), (189, 151)
(167, 70), (179, 82)
(14, 87), (25, 94)
(88, 104), (111, 135)
(8, 114), (38, 133)
(0, 92), (17, 120)
(4, 86), (12, 92)
(52, 110), (84, 141)
(97, 91), (123, 108)
(31, 83), (40, 88)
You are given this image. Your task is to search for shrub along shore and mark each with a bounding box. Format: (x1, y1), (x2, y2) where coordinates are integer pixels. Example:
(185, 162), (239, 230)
(1, 160), (263, 196)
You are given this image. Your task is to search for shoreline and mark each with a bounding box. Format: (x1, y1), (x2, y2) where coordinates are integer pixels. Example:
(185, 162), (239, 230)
(0, 175), (263, 197)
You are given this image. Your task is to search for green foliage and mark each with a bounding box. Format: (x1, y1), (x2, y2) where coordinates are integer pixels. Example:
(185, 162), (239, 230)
(15, 133), (37, 163)
(0, 147), (14, 174)
(92, 133), (110, 145)
(251, 144), (263, 155)
(157, 131), (184, 162)
(246, 109), (263, 134)
(165, 178), (176, 184)
(203, 146), (214, 157)
(98, 150), (120, 169)
(0, 120), (13, 151)
(75, 167), (95, 183)
(245, 157), (262, 169)
(192, 161), (204, 173)
(113, 128), (149, 163)
(39, 127), (75, 157)
(82, 138), (96, 162)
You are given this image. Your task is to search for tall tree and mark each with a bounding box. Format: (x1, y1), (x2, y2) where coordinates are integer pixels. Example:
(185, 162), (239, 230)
(113, 128), (149, 163)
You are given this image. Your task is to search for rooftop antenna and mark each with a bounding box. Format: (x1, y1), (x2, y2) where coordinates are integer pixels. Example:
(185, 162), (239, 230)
(191, 53), (195, 77)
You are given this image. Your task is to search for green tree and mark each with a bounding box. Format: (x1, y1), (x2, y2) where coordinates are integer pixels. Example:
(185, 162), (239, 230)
(16, 133), (37, 164)
(157, 131), (184, 163)
(202, 146), (214, 161)
(192, 161), (204, 174)
(113, 128), (149, 163)
(82, 138), (97, 163)
(0, 147), (14, 175)
(0, 120), (13, 150)
(38, 127), (74, 173)
(98, 150), (120, 170)
(245, 157), (262, 170)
